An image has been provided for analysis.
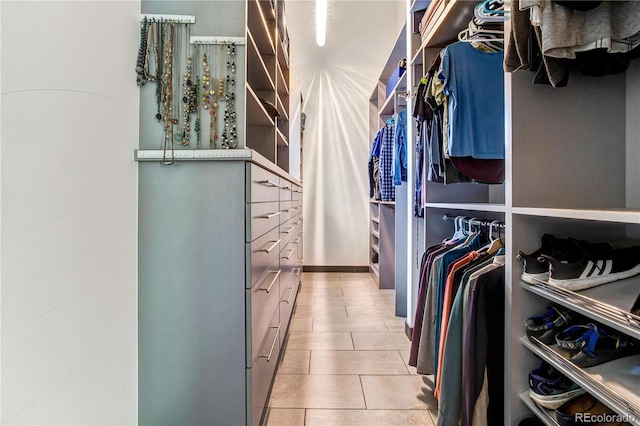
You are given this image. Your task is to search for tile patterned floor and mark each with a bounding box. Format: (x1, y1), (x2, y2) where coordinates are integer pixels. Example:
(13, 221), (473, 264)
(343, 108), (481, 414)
(265, 273), (437, 426)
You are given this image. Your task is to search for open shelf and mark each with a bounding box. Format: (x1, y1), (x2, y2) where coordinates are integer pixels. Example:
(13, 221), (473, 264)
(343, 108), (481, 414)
(520, 276), (640, 340)
(247, 0), (276, 56)
(411, 0), (476, 65)
(247, 30), (276, 91)
(379, 72), (407, 117)
(246, 85), (275, 127)
(521, 337), (640, 426)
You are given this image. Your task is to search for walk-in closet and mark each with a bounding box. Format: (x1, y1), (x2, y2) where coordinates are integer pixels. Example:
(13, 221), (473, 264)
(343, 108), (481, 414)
(1, 0), (639, 425)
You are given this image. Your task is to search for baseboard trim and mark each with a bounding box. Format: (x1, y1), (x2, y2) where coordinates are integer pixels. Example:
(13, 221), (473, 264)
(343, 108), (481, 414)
(302, 265), (370, 273)
(405, 322), (413, 341)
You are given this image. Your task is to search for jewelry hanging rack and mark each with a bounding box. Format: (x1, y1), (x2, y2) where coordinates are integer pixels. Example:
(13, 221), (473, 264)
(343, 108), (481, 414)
(190, 36), (246, 46)
(140, 14), (196, 24)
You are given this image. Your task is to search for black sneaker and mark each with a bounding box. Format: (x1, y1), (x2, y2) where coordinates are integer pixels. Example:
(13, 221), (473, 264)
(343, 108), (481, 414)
(517, 234), (573, 284)
(543, 239), (640, 291)
(526, 305), (573, 345)
(528, 361), (585, 409)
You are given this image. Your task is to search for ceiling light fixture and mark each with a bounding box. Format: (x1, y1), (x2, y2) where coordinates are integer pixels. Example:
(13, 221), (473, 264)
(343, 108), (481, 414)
(316, 0), (327, 46)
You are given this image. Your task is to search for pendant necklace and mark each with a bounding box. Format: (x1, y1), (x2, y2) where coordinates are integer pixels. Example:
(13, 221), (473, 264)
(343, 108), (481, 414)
(173, 25), (184, 145)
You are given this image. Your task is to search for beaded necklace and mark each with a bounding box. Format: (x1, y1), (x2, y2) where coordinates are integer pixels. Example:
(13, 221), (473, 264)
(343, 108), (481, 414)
(221, 43), (237, 149)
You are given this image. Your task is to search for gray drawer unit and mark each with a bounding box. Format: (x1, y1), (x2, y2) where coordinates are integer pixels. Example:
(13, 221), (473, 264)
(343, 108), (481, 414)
(246, 163), (281, 203)
(247, 309), (280, 426)
(247, 260), (281, 367)
(246, 201), (281, 242)
(139, 151), (302, 426)
(246, 227), (281, 289)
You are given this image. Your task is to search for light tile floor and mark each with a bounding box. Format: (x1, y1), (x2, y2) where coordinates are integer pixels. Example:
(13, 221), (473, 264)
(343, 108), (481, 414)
(265, 273), (437, 426)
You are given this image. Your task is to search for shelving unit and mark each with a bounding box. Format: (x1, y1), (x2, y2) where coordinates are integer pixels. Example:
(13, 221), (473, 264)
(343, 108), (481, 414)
(136, 2), (299, 425)
(382, 0), (640, 424)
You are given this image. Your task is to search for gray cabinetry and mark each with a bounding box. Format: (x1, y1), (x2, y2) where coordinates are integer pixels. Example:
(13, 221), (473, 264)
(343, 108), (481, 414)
(138, 152), (302, 426)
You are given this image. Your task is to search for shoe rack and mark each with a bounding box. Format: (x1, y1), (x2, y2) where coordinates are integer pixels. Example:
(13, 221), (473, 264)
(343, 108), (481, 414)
(382, 0), (640, 424)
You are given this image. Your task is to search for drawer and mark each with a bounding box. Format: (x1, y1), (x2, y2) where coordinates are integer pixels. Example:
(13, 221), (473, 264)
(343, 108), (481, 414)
(247, 227), (281, 288)
(292, 186), (302, 201)
(279, 181), (293, 201)
(247, 309), (280, 426)
(279, 219), (296, 248)
(279, 282), (297, 347)
(279, 200), (294, 225)
(246, 201), (281, 242)
(247, 263), (281, 366)
(246, 163), (281, 203)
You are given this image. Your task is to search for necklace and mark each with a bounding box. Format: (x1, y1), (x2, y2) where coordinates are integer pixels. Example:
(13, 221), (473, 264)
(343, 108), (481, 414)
(194, 45), (202, 148)
(162, 21), (175, 165)
(221, 43), (237, 149)
(136, 17), (149, 86)
(182, 23), (196, 147)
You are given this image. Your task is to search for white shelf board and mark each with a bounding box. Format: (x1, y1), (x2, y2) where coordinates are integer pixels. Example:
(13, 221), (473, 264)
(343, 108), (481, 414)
(513, 207), (640, 224)
(518, 392), (559, 426)
(370, 262), (380, 276)
(379, 72), (407, 117)
(425, 202), (506, 213)
(372, 230), (380, 239)
(521, 337), (640, 426)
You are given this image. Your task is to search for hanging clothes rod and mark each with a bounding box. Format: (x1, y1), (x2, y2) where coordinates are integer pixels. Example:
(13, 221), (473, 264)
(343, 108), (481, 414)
(442, 214), (506, 229)
(140, 14), (196, 23)
(190, 36), (245, 45)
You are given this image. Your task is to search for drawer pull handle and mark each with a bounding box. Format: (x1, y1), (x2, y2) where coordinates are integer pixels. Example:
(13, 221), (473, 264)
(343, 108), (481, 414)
(259, 269), (281, 293)
(258, 179), (282, 188)
(261, 324), (281, 362)
(285, 287), (295, 304)
(292, 238), (300, 245)
(282, 186), (291, 191)
(259, 211), (281, 219)
(293, 267), (301, 277)
(260, 239), (281, 253)
(282, 249), (294, 260)
(282, 227), (294, 234)
(283, 208), (295, 213)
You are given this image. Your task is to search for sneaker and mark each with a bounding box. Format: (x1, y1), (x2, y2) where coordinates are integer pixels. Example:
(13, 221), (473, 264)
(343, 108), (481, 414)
(517, 234), (573, 284)
(543, 239), (640, 291)
(526, 305), (573, 345)
(528, 361), (585, 409)
(556, 323), (640, 368)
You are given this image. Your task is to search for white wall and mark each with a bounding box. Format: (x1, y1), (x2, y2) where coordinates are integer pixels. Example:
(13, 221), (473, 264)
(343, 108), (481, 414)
(1, 1), (139, 424)
(288, 0), (404, 266)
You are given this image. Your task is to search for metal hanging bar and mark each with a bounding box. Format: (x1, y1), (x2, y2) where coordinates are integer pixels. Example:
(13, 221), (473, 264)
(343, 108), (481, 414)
(190, 36), (246, 46)
(442, 214), (505, 229)
(140, 14), (196, 23)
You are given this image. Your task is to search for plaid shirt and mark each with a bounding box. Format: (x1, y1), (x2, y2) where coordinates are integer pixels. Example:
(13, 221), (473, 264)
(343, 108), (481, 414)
(380, 123), (395, 202)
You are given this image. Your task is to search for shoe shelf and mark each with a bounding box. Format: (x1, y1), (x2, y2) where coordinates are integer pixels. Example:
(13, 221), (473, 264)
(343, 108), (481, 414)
(519, 392), (560, 426)
(520, 277), (640, 341)
(521, 337), (640, 426)
(512, 207), (640, 224)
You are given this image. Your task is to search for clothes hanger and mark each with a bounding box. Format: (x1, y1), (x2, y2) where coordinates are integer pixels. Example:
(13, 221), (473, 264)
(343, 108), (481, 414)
(486, 220), (505, 255)
(462, 217), (479, 246)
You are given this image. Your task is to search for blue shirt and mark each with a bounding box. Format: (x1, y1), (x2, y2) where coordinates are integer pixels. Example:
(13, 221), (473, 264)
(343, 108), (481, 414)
(393, 109), (408, 185)
(439, 42), (504, 159)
